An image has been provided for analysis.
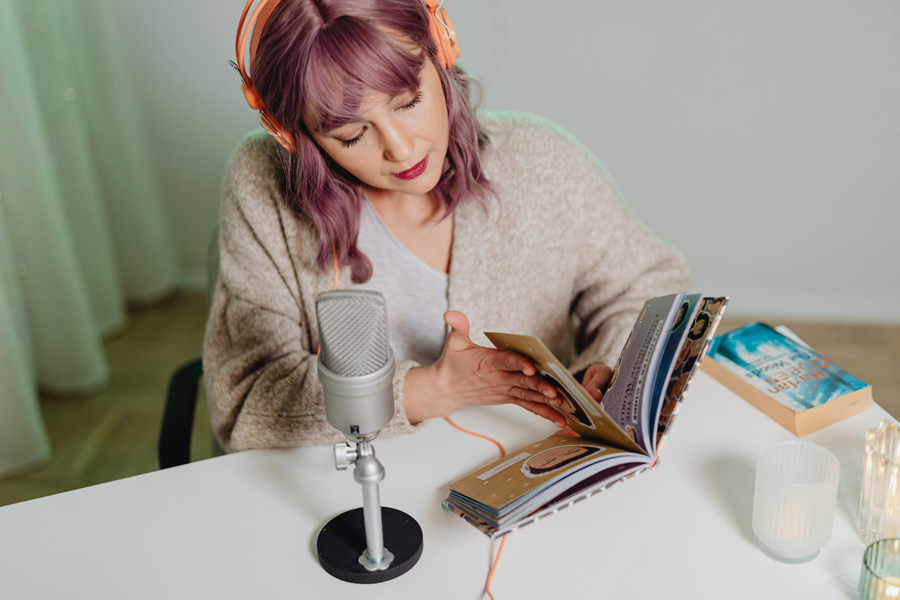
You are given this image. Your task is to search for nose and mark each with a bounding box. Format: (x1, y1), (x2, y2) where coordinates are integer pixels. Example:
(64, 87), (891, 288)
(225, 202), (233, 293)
(380, 120), (414, 164)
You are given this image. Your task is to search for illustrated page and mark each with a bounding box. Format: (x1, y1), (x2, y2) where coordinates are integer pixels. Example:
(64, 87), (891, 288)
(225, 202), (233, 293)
(485, 332), (645, 455)
(646, 293), (703, 448)
(448, 435), (638, 512)
(599, 294), (684, 453)
(655, 296), (729, 449)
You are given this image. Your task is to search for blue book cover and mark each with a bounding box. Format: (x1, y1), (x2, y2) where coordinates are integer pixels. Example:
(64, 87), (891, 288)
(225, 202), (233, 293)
(706, 323), (869, 413)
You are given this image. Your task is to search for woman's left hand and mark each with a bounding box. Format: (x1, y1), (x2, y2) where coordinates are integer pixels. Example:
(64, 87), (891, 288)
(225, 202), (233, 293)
(581, 363), (613, 402)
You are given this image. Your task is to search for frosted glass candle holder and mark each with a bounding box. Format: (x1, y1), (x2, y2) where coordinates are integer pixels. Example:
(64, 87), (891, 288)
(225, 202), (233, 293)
(858, 419), (900, 545)
(859, 539), (900, 600)
(752, 441), (840, 563)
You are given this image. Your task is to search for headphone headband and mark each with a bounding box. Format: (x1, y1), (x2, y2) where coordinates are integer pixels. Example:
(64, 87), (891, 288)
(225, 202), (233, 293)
(235, 0), (283, 88)
(233, 0), (296, 152)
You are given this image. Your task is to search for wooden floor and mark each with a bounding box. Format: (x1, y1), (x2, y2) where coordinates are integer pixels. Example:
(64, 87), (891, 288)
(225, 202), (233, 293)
(1, 292), (898, 507)
(0, 292), (215, 507)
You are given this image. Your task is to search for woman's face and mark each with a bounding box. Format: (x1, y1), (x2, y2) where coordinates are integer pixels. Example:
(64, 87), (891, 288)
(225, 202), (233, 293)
(303, 58), (449, 202)
(525, 446), (589, 471)
(555, 388), (577, 415)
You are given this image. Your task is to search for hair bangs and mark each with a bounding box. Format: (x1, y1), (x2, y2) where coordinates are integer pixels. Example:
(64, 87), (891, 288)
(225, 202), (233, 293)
(305, 19), (425, 134)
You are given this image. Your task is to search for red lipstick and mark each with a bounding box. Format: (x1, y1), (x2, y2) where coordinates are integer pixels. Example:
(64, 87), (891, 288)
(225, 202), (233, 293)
(393, 155), (428, 180)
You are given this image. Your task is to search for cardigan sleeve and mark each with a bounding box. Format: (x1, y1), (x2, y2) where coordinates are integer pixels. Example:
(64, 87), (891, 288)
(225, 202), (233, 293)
(202, 135), (424, 453)
(565, 144), (691, 375)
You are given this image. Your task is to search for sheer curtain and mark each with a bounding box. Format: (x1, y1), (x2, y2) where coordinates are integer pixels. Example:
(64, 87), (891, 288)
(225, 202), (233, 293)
(0, 0), (180, 480)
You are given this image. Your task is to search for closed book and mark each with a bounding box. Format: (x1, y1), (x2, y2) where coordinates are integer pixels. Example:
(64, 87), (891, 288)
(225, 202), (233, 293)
(700, 322), (872, 436)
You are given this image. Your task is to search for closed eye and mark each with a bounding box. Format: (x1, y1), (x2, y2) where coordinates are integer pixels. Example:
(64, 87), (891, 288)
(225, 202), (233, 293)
(400, 90), (423, 111)
(341, 127), (366, 148)
(340, 91), (424, 148)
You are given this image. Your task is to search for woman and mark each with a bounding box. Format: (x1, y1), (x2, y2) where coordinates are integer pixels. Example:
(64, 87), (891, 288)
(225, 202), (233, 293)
(203, 0), (690, 452)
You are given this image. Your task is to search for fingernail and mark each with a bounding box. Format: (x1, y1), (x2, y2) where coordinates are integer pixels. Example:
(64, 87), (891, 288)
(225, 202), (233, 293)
(543, 389), (553, 398)
(557, 420), (565, 428)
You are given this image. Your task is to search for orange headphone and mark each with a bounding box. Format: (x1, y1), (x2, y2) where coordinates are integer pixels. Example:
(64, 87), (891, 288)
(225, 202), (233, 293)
(231, 0), (460, 155)
(425, 0), (460, 69)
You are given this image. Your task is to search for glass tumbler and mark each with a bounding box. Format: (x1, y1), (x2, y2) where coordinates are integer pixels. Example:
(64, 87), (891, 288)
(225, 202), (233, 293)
(752, 441), (841, 563)
(859, 539), (900, 600)
(859, 419), (900, 545)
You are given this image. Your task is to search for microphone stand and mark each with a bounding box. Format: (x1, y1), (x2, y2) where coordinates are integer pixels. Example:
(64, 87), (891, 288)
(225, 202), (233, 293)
(316, 431), (423, 584)
(333, 437), (394, 571)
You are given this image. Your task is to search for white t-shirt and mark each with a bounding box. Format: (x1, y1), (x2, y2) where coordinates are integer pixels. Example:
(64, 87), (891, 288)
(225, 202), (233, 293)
(351, 199), (449, 366)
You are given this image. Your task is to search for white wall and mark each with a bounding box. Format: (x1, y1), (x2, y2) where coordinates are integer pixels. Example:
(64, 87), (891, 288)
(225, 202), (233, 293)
(109, 0), (900, 322)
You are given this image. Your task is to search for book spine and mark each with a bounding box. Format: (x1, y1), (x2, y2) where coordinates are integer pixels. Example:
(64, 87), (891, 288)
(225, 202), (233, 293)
(794, 385), (873, 436)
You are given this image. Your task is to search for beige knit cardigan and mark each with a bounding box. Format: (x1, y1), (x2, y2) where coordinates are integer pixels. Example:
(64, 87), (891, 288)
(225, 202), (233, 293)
(203, 111), (690, 453)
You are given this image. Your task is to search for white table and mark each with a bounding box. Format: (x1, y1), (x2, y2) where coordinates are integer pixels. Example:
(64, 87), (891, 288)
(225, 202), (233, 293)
(0, 372), (885, 599)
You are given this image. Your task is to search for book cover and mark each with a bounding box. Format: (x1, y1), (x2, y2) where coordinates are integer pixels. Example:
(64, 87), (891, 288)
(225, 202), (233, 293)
(702, 322), (873, 436)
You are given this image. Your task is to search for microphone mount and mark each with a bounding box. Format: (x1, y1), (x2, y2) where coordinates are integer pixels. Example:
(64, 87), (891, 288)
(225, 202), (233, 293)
(333, 438), (394, 571)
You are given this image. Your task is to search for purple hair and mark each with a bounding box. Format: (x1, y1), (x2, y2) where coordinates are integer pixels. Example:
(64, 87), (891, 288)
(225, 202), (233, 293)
(251, 0), (498, 283)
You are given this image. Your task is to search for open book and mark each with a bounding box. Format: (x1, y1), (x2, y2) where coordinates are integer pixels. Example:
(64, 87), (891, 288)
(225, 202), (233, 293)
(442, 293), (729, 538)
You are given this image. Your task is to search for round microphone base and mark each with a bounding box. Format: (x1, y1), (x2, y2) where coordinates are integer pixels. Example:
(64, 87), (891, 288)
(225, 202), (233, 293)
(317, 506), (423, 584)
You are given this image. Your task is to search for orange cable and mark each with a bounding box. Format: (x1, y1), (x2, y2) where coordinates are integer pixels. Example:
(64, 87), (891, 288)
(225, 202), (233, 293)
(444, 416), (506, 457)
(484, 535), (507, 600)
(332, 242), (339, 289)
(443, 416), (508, 599)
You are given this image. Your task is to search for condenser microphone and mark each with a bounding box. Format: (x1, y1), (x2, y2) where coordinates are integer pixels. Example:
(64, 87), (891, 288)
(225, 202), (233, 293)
(314, 289), (423, 584)
(316, 289), (395, 441)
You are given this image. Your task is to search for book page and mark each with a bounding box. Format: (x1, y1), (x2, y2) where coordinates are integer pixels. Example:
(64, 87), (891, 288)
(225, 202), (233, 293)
(448, 435), (640, 513)
(485, 332), (645, 455)
(444, 459), (648, 537)
(599, 294), (684, 454)
(655, 296), (729, 450)
(646, 293), (703, 451)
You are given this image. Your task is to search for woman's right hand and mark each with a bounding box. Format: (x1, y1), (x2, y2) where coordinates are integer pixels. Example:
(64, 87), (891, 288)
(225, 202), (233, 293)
(403, 311), (566, 427)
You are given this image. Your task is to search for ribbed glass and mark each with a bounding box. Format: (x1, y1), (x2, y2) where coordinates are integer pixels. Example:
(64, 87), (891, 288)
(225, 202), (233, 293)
(859, 539), (900, 600)
(752, 441), (840, 563)
(859, 420), (900, 545)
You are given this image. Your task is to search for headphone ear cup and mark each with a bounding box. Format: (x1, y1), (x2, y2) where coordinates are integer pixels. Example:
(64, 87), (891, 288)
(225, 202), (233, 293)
(242, 84), (265, 110)
(426, 4), (459, 69)
(437, 7), (460, 67)
(428, 15), (450, 68)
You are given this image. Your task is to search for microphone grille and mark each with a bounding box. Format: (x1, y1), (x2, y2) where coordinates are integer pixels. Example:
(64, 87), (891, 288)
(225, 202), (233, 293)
(316, 290), (391, 377)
